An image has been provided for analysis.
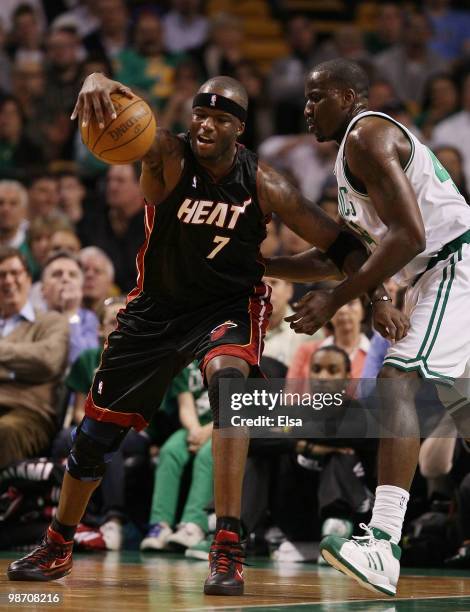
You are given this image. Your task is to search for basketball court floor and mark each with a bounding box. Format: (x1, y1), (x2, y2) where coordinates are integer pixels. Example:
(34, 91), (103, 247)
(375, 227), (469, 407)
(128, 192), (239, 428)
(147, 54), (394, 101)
(1, 552), (469, 611)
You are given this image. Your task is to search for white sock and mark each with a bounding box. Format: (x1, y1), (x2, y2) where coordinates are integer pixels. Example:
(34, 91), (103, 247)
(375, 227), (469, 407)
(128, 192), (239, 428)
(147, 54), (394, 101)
(369, 485), (409, 544)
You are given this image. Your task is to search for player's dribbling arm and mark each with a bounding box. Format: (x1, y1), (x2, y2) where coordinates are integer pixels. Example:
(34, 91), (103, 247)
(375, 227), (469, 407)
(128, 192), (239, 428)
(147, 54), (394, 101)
(71, 72), (185, 205)
(140, 128), (184, 204)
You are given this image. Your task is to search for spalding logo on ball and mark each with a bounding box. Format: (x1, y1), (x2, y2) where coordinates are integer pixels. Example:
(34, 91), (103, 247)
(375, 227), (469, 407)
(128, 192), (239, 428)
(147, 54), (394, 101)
(80, 93), (156, 164)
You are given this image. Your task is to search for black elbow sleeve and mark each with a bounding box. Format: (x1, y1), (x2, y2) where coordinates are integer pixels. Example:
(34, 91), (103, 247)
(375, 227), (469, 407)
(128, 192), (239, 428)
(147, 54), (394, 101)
(324, 230), (366, 272)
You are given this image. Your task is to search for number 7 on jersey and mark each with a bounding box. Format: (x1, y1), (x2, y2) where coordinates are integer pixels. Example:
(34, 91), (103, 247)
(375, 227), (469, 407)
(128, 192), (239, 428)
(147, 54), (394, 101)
(207, 235), (231, 259)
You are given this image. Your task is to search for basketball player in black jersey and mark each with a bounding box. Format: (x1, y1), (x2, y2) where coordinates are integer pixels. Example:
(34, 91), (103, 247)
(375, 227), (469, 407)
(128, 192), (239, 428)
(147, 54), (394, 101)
(8, 72), (406, 595)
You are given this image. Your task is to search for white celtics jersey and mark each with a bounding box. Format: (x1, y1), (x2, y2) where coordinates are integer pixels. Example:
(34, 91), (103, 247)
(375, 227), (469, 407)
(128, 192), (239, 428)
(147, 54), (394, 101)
(335, 111), (470, 286)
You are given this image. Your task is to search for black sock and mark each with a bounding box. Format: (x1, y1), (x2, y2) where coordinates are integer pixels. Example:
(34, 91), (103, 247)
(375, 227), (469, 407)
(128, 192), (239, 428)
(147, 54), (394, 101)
(216, 516), (240, 535)
(51, 517), (77, 542)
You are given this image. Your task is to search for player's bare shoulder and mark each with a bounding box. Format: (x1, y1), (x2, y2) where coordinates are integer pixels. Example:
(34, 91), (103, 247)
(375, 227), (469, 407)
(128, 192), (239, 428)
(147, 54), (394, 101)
(345, 115), (410, 172)
(140, 128), (185, 205)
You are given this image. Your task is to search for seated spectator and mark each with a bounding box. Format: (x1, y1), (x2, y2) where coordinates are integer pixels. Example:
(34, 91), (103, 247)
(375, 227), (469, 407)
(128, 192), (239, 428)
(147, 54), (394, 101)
(364, 2), (404, 55)
(115, 10), (185, 111)
(49, 228), (81, 257)
(425, 0), (470, 61)
(263, 276), (319, 368)
(79, 246), (116, 315)
(0, 247), (69, 469)
(83, 0), (129, 62)
(49, 0), (99, 38)
(415, 74), (459, 142)
(432, 73), (470, 187)
(28, 173), (61, 219)
(267, 14), (319, 134)
(374, 12), (448, 109)
(140, 361), (213, 554)
(11, 58), (44, 118)
(80, 165), (145, 293)
(36, 27), (82, 162)
(316, 25), (371, 66)
(0, 19), (11, 93)
(196, 12), (245, 80)
(273, 347), (377, 563)
(368, 79), (397, 111)
(287, 298), (370, 386)
(433, 145), (470, 202)
(27, 215), (72, 281)
(159, 60), (201, 133)
(234, 60), (271, 150)
(6, 3), (44, 64)
(56, 171), (87, 226)
(0, 180), (29, 256)
(419, 415), (470, 567)
(258, 136), (337, 203)
(163, 0), (209, 54)
(0, 96), (44, 180)
(41, 251), (99, 364)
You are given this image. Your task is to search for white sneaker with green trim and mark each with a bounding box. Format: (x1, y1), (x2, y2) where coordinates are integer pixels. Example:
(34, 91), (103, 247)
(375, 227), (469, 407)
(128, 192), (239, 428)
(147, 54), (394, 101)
(319, 523), (401, 596)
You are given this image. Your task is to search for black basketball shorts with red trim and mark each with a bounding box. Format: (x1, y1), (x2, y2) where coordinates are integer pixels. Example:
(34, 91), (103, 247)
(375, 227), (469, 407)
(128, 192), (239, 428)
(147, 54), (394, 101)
(85, 283), (272, 431)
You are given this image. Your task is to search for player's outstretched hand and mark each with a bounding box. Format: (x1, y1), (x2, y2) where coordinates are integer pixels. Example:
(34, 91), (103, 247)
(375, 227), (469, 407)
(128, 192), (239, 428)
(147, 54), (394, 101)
(70, 72), (133, 129)
(372, 301), (410, 342)
(285, 289), (338, 335)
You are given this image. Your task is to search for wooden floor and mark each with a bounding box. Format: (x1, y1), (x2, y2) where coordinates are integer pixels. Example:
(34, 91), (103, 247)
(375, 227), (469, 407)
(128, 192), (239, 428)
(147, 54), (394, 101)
(1, 552), (470, 611)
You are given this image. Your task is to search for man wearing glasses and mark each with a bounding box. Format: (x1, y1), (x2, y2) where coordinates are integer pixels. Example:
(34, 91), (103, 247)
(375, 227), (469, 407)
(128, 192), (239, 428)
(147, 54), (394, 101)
(0, 246), (69, 468)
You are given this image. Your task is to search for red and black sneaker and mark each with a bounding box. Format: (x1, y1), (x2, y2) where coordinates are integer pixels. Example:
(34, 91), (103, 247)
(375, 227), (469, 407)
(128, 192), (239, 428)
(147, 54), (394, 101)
(204, 529), (245, 596)
(7, 526), (73, 581)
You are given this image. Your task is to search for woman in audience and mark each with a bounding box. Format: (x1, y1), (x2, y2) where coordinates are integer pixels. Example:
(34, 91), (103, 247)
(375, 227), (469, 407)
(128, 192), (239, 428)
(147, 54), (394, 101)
(287, 297), (370, 388)
(415, 73), (459, 141)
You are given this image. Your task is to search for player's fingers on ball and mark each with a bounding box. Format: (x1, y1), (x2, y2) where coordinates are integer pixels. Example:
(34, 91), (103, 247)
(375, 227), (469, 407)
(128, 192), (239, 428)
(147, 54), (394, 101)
(284, 313), (297, 322)
(81, 94), (91, 126)
(119, 85), (133, 98)
(70, 98), (81, 120)
(91, 95), (105, 128)
(103, 93), (117, 119)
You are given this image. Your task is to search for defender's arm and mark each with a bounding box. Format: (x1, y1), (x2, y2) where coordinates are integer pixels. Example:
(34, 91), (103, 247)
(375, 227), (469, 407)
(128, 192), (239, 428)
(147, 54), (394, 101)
(257, 162), (369, 280)
(329, 119), (426, 308)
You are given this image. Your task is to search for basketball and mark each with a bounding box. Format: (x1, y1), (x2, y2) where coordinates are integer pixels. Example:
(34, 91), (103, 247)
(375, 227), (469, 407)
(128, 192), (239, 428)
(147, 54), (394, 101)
(80, 93), (156, 164)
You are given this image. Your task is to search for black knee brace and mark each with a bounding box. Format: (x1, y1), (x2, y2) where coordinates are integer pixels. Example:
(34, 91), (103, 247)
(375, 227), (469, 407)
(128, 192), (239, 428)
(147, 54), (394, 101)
(208, 367), (245, 429)
(66, 419), (128, 481)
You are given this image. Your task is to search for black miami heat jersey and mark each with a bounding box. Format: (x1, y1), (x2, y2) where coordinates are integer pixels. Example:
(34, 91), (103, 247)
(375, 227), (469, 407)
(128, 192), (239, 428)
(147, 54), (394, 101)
(135, 134), (268, 311)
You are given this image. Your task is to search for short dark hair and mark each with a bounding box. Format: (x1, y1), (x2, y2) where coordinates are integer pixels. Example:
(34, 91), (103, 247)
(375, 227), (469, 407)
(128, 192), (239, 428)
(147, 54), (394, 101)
(312, 58), (369, 98)
(13, 3), (36, 21)
(42, 250), (83, 275)
(0, 246), (30, 274)
(312, 345), (352, 374)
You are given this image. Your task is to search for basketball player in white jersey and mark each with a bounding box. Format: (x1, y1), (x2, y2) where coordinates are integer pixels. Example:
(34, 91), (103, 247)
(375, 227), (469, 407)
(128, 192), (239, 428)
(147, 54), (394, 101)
(284, 58), (470, 596)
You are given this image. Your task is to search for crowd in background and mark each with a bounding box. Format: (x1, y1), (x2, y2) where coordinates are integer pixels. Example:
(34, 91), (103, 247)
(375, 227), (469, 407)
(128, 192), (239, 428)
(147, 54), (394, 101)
(1, 0), (470, 569)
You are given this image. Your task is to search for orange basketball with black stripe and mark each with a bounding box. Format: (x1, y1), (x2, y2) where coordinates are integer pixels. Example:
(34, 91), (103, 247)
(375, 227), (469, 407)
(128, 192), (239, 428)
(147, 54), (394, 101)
(80, 92), (156, 164)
